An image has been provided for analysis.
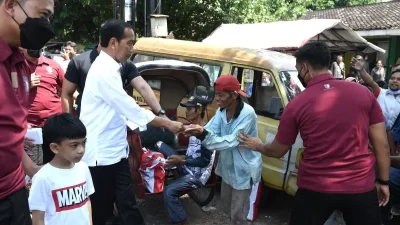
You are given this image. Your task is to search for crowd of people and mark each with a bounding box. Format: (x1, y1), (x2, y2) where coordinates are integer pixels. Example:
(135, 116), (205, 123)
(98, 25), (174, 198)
(0, 0), (399, 225)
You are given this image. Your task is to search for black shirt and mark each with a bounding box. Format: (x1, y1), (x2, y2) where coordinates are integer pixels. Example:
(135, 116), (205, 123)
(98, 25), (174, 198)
(64, 47), (140, 113)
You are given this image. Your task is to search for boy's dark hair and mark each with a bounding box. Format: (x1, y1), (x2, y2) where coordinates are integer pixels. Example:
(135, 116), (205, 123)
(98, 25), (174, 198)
(100, 19), (132, 48)
(294, 42), (331, 70)
(43, 113), (86, 144)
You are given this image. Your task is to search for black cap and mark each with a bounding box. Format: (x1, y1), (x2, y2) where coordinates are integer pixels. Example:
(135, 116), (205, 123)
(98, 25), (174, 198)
(180, 95), (208, 107)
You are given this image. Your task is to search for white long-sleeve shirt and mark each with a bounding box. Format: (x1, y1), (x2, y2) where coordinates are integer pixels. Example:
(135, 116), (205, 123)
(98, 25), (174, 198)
(80, 51), (155, 166)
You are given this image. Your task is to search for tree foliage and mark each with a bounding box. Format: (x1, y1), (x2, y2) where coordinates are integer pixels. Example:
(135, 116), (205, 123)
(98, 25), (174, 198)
(52, 0), (113, 43)
(52, 0), (375, 43)
(156, 0), (376, 41)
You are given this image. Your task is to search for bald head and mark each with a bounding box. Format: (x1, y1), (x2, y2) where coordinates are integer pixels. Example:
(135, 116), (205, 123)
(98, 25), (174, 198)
(337, 55), (343, 63)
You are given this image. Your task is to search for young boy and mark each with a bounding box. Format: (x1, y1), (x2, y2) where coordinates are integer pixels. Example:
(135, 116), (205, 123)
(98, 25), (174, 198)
(28, 113), (94, 225)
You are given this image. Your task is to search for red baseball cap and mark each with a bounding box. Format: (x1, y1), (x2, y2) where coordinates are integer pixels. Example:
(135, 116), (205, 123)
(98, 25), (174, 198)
(214, 75), (247, 97)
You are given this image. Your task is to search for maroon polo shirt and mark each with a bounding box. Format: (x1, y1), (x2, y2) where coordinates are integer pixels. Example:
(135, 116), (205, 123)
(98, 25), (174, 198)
(0, 37), (34, 200)
(28, 56), (64, 127)
(276, 74), (384, 193)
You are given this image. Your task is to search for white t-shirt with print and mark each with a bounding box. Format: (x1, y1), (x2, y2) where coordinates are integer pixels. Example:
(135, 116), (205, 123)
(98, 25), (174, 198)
(28, 162), (95, 225)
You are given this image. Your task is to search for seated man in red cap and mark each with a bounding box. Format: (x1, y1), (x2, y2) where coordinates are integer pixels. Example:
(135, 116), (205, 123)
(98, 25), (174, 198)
(184, 75), (262, 225)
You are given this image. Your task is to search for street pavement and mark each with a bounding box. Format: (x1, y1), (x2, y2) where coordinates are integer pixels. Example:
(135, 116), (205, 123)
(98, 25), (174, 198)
(138, 188), (293, 225)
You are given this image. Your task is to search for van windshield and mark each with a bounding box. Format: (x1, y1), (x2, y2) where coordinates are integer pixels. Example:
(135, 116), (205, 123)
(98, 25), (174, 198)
(279, 70), (305, 102)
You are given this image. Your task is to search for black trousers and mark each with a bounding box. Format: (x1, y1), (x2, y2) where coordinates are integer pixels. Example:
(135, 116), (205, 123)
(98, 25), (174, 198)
(0, 188), (31, 225)
(89, 159), (145, 225)
(290, 188), (381, 225)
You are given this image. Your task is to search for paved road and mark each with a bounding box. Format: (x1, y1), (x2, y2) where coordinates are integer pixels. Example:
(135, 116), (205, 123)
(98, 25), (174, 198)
(138, 188), (293, 225)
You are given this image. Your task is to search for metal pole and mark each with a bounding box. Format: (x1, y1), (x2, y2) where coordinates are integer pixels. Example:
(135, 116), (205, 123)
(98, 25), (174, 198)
(158, 0), (161, 14)
(131, 0), (136, 32)
(144, 0), (147, 36)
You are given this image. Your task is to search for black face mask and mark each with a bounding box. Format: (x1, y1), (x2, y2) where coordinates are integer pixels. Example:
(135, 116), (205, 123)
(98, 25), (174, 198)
(298, 66), (307, 88)
(27, 49), (41, 58)
(297, 73), (306, 88)
(13, 2), (54, 50)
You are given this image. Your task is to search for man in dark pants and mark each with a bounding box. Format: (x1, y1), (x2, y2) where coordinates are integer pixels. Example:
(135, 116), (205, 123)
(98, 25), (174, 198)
(156, 96), (215, 225)
(61, 26), (168, 225)
(0, 0), (54, 224)
(79, 19), (184, 225)
(239, 42), (390, 225)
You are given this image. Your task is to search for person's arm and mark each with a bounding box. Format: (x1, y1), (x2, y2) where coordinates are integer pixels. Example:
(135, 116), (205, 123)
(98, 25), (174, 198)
(352, 58), (379, 93)
(185, 145), (212, 168)
(132, 76), (162, 114)
(62, 60), (80, 113)
(255, 109), (296, 158)
(239, 105), (297, 158)
(22, 151), (40, 178)
(198, 112), (257, 151)
(98, 72), (181, 132)
(31, 211), (45, 225)
(61, 79), (78, 113)
(368, 96), (391, 206)
(369, 122), (390, 181)
(55, 63), (65, 97)
(368, 96), (390, 182)
(122, 61), (163, 114)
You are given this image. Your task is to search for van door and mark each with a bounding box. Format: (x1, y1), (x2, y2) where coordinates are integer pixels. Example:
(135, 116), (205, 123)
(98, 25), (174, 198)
(231, 66), (289, 191)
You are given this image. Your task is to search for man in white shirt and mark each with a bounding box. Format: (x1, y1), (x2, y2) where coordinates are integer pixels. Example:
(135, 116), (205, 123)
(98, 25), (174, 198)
(80, 19), (184, 225)
(331, 55), (345, 79)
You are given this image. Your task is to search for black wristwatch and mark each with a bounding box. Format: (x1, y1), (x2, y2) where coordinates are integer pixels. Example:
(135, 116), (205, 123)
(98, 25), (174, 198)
(377, 178), (390, 186)
(157, 109), (166, 116)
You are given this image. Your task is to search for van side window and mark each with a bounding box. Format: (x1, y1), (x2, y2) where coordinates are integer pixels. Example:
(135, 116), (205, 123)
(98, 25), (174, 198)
(254, 71), (282, 119)
(232, 66), (282, 119)
(243, 69), (254, 97)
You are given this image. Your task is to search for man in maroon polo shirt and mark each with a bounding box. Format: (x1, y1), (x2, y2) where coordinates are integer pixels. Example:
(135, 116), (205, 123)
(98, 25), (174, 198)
(0, 0), (54, 224)
(22, 48), (64, 165)
(239, 42), (390, 225)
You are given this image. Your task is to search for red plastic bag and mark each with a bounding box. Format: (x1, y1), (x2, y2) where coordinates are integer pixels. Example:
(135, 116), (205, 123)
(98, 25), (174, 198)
(139, 149), (166, 193)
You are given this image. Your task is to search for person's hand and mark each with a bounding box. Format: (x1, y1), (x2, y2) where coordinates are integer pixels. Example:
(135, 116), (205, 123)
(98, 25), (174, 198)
(351, 57), (364, 71)
(61, 49), (70, 60)
(30, 74), (41, 88)
(376, 183), (390, 207)
(238, 131), (263, 151)
(182, 124), (204, 136)
(165, 155), (185, 167)
(69, 51), (76, 59)
(25, 137), (34, 150)
(166, 121), (184, 134)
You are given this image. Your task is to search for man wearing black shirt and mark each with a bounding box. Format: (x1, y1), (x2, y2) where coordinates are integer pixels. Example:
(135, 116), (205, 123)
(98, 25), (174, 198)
(61, 45), (165, 116)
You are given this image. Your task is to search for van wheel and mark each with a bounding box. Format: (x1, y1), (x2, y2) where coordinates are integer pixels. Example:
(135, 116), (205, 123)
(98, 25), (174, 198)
(189, 186), (215, 207)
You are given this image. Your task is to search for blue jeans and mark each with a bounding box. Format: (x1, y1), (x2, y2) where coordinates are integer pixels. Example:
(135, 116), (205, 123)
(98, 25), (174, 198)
(157, 142), (203, 223)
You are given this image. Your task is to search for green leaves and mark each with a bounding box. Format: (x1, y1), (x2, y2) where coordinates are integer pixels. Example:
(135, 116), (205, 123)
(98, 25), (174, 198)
(51, 0), (376, 43)
(52, 0), (113, 43)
